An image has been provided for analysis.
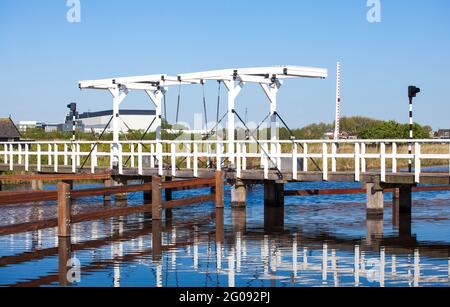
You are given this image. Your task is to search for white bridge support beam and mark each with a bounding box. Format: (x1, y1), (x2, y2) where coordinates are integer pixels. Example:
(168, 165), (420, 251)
(223, 80), (245, 166)
(146, 87), (166, 176)
(109, 86), (128, 168)
(261, 80), (283, 168)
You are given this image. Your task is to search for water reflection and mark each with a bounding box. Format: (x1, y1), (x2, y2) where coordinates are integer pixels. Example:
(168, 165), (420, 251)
(0, 184), (449, 287)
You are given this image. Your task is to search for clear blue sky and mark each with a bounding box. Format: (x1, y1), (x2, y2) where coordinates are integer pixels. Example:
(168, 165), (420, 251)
(1, 0), (449, 129)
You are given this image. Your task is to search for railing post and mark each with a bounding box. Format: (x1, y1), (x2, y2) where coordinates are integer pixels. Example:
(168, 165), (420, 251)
(118, 143), (123, 175)
(242, 143), (247, 171)
(9, 144), (13, 171)
(332, 143), (337, 173)
(25, 144), (29, 172)
(76, 144), (81, 167)
(193, 143), (199, 178)
(303, 143), (308, 172)
(263, 142), (269, 180)
(37, 144), (42, 172)
(130, 144), (135, 168)
(171, 143), (176, 177)
(72, 144), (77, 174)
(18, 143), (22, 165)
(48, 144), (52, 166)
(64, 144), (68, 166)
(415, 143), (421, 184)
(186, 143), (192, 169)
(236, 142), (241, 179)
(150, 144), (155, 169)
(91, 144), (97, 174)
(152, 176), (163, 221)
(292, 142), (298, 181)
(138, 143), (143, 176)
(54, 144), (59, 173)
(361, 143), (366, 173)
(322, 143), (328, 181)
(158, 143), (163, 176)
(380, 142), (386, 183)
(57, 182), (72, 238)
(392, 143), (398, 174)
(215, 171), (224, 208)
(355, 143), (360, 182)
(216, 141), (222, 171)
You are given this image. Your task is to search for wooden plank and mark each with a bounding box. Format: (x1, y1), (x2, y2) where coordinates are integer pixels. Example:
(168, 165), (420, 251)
(0, 219), (58, 236)
(0, 190), (57, 206)
(71, 206), (149, 224)
(57, 182), (71, 237)
(285, 188), (365, 196)
(0, 173), (110, 182)
(215, 171), (224, 208)
(162, 177), (215, 190)
(152, 176), (163, 220)
(164, 195), (215, 209)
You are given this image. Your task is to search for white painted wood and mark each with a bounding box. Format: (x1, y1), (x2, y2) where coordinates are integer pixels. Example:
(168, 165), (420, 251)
(332, 143), (337, 172)
(9, 144), (13, 171)
(118, 143), (123, 175)
(64, 144), (68, 166)
(171, 143), (177, 177)
(236, 142), (241, 179)
(37, 144), (41, 172)
(355, 143), (360, 182)
(138, 143), (143, 176)
(361, 143), (366, 173)
(381, 143), (386, 182)
(48, 144), (52, 166)
(415, 143), (421, 184)
(193, 143), (199, 178)
(54, 144), (58, 173)
(25, 144), (29, 172)
(392, 143), (398, 174)
(303, 143), (308, 172)
(150, 144), (155, 168)
(216, 142), (222, 171)
(322, 143), (328, 181)
(72, 144), (77, 173)
(242, 143), (247, 171)
(130, 144), (135, 168)
(293, 143), (298, 180)
(18, 144), (22, 165)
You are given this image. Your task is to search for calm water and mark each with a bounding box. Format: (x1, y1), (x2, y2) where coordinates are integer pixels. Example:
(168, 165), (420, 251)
(0, 179), (449, 287)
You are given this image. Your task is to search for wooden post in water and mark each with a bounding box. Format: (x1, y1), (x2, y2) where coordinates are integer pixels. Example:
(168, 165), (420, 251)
(152, 176), (163, 221)
(103, 179), (113, 203)
(165, 176), (173, 220)
(58, 237), (72, 287)
(215, 171), (224, 208)
(57, 182), (72, 238)
(366, 182), (384, 218)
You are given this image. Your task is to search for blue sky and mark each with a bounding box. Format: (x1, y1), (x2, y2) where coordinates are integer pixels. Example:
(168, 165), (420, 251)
(0, 0), (449, 129)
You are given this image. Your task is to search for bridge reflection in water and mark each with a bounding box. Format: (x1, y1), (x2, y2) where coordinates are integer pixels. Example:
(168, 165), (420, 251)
(0, 195), (449, 288)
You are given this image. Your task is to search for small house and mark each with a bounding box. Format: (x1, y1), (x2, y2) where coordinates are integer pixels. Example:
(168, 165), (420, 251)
(0, 118), (21, 142)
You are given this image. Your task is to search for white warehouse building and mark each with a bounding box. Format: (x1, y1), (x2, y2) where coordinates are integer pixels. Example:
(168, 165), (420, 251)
(78, 110), (157, 134)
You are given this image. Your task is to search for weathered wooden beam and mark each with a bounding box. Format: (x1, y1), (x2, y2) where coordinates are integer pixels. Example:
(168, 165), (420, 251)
(0, 173), (110, 182)
(215, 171), (224, 208)
(152, 176), (163, 221)
(162, 177), (215, 190)
(164, 195), (215, 210)
(57, 182), (72, 237)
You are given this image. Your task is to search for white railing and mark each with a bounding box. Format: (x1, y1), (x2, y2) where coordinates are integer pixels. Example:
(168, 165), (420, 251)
(1, 140), (449, 183)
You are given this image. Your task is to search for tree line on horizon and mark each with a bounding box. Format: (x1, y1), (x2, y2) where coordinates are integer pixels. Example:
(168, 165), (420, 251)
(20, 116), (433, 141)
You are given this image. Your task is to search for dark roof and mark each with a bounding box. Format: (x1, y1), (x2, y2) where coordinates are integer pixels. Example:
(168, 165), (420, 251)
(0, 118), (21, 140)
(78, 110), (156, 119)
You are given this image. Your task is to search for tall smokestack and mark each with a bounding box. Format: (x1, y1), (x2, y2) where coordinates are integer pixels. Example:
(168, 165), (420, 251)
(334, 62), (341, 140)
